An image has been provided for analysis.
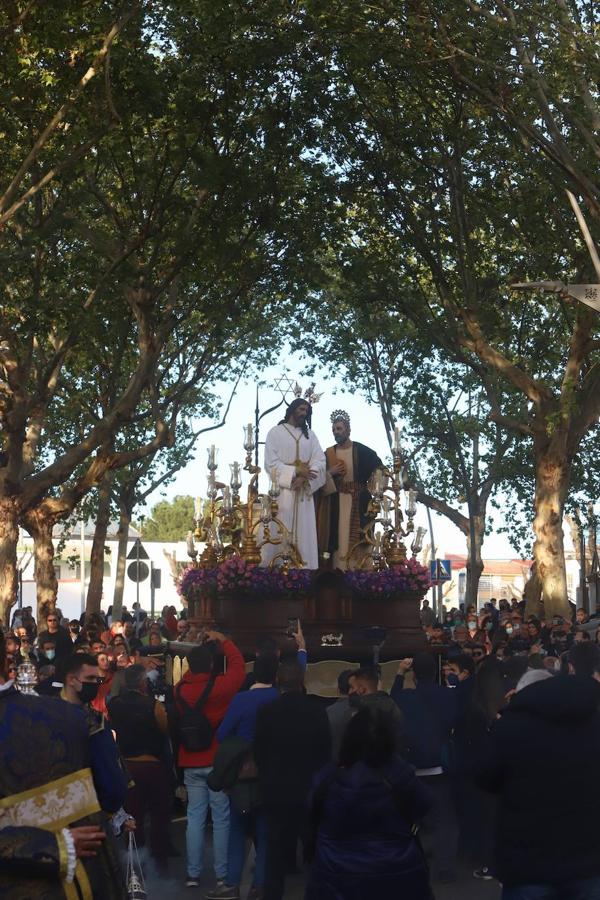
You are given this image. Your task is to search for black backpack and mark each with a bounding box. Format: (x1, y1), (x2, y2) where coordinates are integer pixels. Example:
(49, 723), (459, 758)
(175, 676), (215, 752)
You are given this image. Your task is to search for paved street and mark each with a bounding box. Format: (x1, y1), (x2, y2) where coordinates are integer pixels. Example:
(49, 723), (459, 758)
(139, 816), (502, 899)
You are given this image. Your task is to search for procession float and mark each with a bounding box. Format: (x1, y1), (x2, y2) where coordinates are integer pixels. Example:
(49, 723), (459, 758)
(176, 386), (430, 663)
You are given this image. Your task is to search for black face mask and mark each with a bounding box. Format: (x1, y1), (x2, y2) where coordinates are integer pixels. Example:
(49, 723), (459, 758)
(79, 682), (99, 704)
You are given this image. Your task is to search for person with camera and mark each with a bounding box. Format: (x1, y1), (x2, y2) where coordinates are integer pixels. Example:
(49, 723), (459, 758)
(174, 630), (246, 891)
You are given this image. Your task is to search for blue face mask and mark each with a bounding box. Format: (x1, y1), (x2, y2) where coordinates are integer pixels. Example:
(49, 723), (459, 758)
(45, 649), (56, 661)
(446, 673), (459, 687)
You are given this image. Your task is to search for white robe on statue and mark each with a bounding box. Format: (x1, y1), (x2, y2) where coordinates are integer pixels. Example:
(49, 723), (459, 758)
(261, 423), (326, 570)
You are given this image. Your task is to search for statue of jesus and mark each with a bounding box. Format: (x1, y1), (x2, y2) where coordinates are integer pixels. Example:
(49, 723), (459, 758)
(261, 398), (326, 569)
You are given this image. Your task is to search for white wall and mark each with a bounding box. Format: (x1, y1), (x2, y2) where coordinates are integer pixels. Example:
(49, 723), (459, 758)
(19, 538), (191, 621)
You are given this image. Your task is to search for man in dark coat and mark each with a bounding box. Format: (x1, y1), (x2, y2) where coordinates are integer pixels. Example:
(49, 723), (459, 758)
(391, 653), (459, 881)
(475, 656), (600, 897)
(37, 611), (73, 663)
(107, 664), (172, 872)
(316, 409), (382, 569)
(326, 668), (354, 762)
(349, 666), (407, 754)
(254, 660), (331, 900)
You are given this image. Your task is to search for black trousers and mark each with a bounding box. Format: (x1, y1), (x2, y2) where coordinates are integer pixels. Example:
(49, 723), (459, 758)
(125, 759), (172, 861)
(263, 804), (307, 900)
(418, 773), (458, 876)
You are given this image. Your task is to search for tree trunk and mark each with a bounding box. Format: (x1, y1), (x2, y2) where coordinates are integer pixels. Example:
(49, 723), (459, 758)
(532, 448), (571, 619)
(112, 506), (130, 621)
(0, 498), (20, 625)
(524, 564), (543, 618)
(465, 508), (485, 608)
(86, 474), (113, 614)
(24, 510), (58, 622)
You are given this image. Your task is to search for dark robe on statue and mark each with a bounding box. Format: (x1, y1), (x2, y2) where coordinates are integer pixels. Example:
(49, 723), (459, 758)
(316, 441), (382, 568)
(0, 684), (126, 900)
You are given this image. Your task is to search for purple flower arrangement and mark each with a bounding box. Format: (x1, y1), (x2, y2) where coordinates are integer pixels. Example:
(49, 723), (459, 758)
(176, 565), (218, 603)
(178, 557), (314, 602)
(344, 558), (431, 598)
(178, 556), (430, 603)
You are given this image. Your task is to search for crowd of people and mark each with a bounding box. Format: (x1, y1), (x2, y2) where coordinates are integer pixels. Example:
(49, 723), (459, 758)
(3, 595), (600, 900)
(419, 595), (598, 663)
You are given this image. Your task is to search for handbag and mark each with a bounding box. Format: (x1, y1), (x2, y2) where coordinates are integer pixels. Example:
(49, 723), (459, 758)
(126, 831), (147, 900)
(230, 749), (261, 815)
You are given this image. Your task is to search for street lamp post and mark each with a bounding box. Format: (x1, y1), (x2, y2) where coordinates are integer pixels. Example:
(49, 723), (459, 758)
(80, 519), (86, 616)
(579, 517), (589, 614)
(588, 508), (599, 616)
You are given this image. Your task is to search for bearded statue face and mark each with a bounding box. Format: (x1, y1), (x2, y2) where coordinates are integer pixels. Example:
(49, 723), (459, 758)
(290, 402), (310, 427)
(332, 419), (350, 444)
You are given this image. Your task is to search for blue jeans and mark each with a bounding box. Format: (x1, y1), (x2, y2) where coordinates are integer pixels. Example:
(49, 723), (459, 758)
(227, 805), (267, 888)
(503, 877), (600, 900)
(184, 767), (230, 879)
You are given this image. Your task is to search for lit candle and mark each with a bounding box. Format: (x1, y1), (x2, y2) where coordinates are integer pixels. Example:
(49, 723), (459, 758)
(243, 423), (254, 451)
(405, 488), (417, 517)
(411, 526), (427, 555)
(261, 495), (272, 522)
(269, 466), (280, 498)
(230, 462), (242, 491)
(186, 530), (195, 556)
(382, 496), (392, 523)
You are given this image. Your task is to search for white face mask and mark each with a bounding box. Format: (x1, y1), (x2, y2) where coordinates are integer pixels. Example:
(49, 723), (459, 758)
(468, 622), (477, 631)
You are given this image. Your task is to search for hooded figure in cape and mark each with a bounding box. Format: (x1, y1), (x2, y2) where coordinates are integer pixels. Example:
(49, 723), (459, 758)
(0, 636), (127, 900)
(316, 410), (383, 570)
(261, 398), (326, 570)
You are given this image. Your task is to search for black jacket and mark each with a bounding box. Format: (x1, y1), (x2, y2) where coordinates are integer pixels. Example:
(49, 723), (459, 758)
(254, 691), (331, 807)
(107, 690), (165, 760)
(475, 675), (600, 886)
(391, 677), (457, 769)
(37, 627), (73, 661)
(208, 735), (252, 792)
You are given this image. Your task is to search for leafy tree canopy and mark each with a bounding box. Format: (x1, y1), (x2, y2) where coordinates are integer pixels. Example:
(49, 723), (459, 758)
(141, 494), (195, 542)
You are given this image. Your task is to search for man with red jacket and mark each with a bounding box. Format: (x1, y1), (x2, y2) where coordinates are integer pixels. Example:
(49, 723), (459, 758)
(175, 631), (246, 890)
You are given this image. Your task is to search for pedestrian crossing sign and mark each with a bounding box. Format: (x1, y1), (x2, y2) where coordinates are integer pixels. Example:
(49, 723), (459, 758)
(430, 559), (452, 584)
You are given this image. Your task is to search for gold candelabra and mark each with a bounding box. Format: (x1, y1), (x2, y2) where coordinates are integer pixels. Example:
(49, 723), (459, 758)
(348, 427), (426, 570)
(186, 425), (303, 571)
